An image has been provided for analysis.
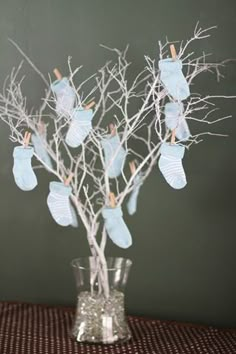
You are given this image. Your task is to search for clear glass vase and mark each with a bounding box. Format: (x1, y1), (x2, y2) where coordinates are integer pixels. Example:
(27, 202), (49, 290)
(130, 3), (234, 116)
(71, 257), (132, 344)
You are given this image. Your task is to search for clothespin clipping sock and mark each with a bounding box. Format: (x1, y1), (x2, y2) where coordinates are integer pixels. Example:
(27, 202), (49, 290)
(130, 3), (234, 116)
(53, 68), (62, 80)
(23, 131), (31, 147)
(23, 131), (28, 146)
(64, 173), (74, 186)
(109, 192), (116, 208)
(129, 161), (136, 175)
(170, 44), (177, 61)
(171, 128), (176, 145)
(109, 123), (117, 136)
(85, 101), (96, 110)
(38, 121), (46, 135)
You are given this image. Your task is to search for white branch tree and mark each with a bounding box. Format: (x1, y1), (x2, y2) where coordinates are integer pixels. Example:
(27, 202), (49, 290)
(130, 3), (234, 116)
(0, 24), (234, 298)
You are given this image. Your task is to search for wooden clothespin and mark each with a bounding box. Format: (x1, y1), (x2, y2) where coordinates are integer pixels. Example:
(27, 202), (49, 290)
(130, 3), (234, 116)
(53, 68), (62, 80)
(64, 173), (74, 186)
(38, 121), (46, 135)
(109, 192), (116, 208)
(109, 123), (117, 136)
(23, 131), (28, 144)
(129, 161), (136, 175)
(170, 44), (177, 61)
(171, 128), (176, 145)
(23, 131), (31, 147)
(85, 101), (96, 110)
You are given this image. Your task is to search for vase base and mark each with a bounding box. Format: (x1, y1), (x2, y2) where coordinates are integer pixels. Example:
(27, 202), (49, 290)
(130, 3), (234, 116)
(71, 333), (132, 345)
(71, 290), (132, 344)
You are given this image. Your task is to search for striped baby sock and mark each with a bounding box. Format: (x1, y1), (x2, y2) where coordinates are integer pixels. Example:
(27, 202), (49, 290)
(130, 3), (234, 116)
(159, 59), (190, 101)
(165, 102), (191, 141)
(47, 181), (74, 227)
(12, 146), (38, 191)
(51, 78), (76, 117)
(65, 108), (93, 148)
(158, 142), (187, 189)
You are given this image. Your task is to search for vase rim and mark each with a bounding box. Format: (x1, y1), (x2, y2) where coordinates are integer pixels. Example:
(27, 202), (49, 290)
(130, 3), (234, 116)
(70, 256), (132, 271)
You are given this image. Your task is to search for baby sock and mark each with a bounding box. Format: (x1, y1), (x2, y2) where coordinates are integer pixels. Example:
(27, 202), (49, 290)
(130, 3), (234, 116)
(101, 135), (127, 178)
(158, 142), (187, 189)
(31, 133), (53, 170)
(127, 174), (143, 215)
(165, 102), (191, 141)
(12, 146), (38, 191)
(102, 206), (132, 249)
(47, 181), (74, 227)
(159, 59), (190, 101)
(65, 108), (94, 148)
(51, 78), (76, 117)
(70, 201), (79, 228)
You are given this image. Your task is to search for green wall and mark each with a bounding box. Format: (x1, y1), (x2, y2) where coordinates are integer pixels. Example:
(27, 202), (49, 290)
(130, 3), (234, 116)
(0, 0), (235, 328)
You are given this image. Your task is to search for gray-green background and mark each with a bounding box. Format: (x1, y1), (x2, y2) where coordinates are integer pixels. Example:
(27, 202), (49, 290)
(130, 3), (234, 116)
(0, 0), (235, 328)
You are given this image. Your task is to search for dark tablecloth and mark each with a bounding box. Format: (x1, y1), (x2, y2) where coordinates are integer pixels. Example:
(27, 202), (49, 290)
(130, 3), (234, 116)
(0, 302), (235, 353)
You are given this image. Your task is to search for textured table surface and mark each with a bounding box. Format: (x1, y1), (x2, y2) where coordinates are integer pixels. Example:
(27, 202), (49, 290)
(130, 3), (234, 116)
(0, 302), (235, 354)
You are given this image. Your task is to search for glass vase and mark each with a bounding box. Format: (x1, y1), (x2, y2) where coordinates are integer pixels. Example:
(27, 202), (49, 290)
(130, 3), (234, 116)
(71, 257), (132, 344)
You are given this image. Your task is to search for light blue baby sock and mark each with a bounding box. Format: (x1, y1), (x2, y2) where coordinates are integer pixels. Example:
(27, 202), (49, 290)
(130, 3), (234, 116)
(13, 146), (38, 191)
(159, 59), (190, 101)
(47, 182), (74, 227)
(101, 135), (127, 178)
(31, 134), (53, 170)
(65, 108), (94, 148)
(51, 78), (76, 117)
(102, 206), (132, 249)
(158, 142), (187, 190)
(165, 102), (191, 141)
(127, 174), (143, 215)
